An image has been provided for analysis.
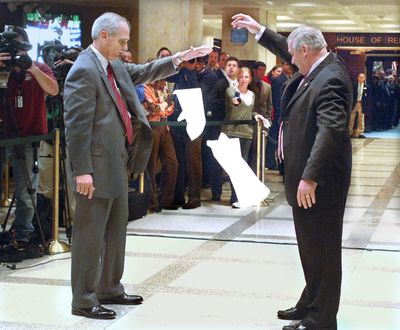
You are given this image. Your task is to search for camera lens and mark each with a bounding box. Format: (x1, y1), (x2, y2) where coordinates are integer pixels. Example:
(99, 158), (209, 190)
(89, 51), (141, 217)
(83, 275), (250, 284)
(16, 54), (32, 71)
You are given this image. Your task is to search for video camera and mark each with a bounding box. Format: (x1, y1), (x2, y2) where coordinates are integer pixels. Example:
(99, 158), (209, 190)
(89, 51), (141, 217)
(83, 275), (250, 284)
(41, 42), (80, 82)
(0, 27), (32, 71)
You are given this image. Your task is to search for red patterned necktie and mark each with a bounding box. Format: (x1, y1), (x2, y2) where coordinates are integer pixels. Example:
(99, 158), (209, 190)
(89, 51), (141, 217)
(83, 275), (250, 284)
(107, 64), (133, 145)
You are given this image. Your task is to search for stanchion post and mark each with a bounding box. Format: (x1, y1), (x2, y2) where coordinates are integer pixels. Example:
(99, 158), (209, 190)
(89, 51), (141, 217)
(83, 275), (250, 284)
(256, 120), (262, 180)
(139, 173), (144, 193)
(261, 131), (267, 184)
(48, 129), (70, 254)
(1, 162), (10, 207)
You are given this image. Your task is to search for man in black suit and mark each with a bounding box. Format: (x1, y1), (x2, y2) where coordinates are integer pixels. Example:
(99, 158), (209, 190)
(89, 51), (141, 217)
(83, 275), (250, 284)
(207, 57), (239, 201)
(232, 14), (353, 330)
(349, 73), (368, 138)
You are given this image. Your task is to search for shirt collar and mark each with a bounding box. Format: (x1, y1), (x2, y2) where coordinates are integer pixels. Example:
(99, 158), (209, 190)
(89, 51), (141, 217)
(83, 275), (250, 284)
(90, 44), (109, 73)
(307, 52), (330, 77)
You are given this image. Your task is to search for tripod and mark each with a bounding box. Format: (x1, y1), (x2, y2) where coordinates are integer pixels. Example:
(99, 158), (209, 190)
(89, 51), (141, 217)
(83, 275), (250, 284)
(46, 95), (73, 244)
(1, 143), (47, 247)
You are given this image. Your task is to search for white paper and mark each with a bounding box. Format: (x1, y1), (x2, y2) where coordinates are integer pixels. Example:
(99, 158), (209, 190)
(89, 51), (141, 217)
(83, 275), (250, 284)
(173, 88), (206, 140)
(207, 133), (270, 207)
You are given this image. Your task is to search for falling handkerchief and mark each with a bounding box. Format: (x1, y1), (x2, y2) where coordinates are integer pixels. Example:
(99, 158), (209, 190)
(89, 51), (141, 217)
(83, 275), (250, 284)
(173, 88), (206, 140)
(207, 133), (270, 207)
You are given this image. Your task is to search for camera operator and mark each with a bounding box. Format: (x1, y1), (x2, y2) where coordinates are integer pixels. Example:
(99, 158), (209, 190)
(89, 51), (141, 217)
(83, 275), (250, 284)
(0, 26), (58, 261)
(37, 46), (82, 239)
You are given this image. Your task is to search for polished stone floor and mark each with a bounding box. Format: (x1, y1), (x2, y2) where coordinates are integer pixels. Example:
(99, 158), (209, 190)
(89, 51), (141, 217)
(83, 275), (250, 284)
(0, 136), (399, 330)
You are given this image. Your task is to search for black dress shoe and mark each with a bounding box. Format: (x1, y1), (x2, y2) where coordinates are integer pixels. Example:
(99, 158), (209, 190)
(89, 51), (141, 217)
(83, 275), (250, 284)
(282, 321), (307, 330)
(277, 307), (307, 320)
(162, 204), (179, 210)
(98, 292), (143, 305)
(72, 305), (116, 319)
(182, 201), (201, 209)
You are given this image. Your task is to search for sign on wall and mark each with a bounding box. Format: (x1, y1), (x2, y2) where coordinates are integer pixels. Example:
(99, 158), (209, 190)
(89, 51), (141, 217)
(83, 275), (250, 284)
(336, 33), (400, 48)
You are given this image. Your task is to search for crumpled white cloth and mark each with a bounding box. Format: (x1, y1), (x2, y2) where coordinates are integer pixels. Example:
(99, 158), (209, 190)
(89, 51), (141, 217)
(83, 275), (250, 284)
(207, 133), (270, 207)
(173, 88), (206, 140)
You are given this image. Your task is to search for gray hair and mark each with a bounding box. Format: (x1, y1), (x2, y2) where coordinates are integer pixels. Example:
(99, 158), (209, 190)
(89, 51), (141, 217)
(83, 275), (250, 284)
(91, 12), (131, 40)
(287, 26), (327, 52)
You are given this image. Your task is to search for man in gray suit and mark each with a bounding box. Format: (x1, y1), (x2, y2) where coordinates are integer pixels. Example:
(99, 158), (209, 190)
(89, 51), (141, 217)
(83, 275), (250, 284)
(64, 12), (211, 319)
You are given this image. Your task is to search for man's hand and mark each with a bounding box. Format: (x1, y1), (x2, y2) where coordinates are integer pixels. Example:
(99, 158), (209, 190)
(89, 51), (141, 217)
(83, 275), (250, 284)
(297, 179), (317, 209)
(176, 45), (213, 62)
(55, 58), (74, 66)
(254, 114), (271, 128)
(0, 52), (11, 68)
(231, 13), (262, 34)
(75, 174), (95, 199)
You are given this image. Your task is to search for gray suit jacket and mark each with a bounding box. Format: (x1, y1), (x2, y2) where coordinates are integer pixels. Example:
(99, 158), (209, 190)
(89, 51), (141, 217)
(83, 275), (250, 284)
(64, 47), (176, 199)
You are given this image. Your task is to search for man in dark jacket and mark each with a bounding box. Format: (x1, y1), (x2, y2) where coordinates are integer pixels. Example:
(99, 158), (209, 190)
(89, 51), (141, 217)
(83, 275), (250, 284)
(232, 13), (353, 330)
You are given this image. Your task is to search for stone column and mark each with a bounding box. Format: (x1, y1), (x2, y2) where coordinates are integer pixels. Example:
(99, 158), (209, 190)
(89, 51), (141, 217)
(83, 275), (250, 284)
(136, 0), (203, 63)
(221, 7), (277, 69)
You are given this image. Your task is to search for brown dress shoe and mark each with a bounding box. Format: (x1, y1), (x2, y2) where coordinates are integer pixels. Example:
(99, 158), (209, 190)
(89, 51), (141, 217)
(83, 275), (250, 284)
(98, 292), (143, 305)
(72, 305), (116, 319)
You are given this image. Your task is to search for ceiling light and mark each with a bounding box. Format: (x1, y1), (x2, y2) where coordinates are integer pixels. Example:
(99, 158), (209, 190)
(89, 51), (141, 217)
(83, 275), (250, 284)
(277, 16), (293, 21)
(379, 24), (400, 28)
(314, 20), (356, 25)
(289, 3), (317, 7)
(277, 22), (303, 28)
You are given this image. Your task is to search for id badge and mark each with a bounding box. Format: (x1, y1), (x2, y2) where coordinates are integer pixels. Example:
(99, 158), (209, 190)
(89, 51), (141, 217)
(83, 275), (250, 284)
(15, 96), (24, 109)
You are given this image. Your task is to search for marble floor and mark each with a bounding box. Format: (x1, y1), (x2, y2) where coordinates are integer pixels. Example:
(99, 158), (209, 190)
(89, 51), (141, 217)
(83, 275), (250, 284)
(0, 136), (399, 330)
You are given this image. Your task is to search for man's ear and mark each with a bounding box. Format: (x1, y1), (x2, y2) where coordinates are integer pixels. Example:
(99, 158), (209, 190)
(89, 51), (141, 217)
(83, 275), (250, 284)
(99, 30), (108, 41)
(302, 45), (309, 56)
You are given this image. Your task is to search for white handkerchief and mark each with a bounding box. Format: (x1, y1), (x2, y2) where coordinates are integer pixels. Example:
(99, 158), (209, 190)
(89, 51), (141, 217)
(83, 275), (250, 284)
(207, 133), (270, 207)
(173, 88), (206, 140)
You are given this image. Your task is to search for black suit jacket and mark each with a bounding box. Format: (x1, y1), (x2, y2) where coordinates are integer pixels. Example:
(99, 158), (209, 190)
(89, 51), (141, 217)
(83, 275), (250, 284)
(259, 29), (353, 206)
(208, 76), (229, 121)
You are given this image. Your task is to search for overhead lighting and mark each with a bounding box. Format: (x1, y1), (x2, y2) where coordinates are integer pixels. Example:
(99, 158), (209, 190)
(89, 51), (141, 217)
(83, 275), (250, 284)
(379, 24), (400, 28)
(289, 3), (317, 7)
(277, 22), (303, 28)
(266, 1), (274, 5)
(314, 20), (356, 25)
(277, 16), (293, 21)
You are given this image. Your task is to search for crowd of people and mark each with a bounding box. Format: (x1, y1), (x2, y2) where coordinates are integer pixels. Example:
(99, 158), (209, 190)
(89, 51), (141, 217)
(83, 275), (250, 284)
(368, 69), (400, 132)
(127, 48), (293, 212)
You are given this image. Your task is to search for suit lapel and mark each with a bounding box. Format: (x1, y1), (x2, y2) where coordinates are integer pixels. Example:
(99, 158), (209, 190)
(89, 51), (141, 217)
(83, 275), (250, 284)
(282, 52), (335, 117)
(86, 48), (121, 116)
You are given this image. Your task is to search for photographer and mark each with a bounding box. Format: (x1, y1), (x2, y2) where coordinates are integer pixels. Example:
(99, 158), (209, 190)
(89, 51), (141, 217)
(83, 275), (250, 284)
(0, 26), (58, 261)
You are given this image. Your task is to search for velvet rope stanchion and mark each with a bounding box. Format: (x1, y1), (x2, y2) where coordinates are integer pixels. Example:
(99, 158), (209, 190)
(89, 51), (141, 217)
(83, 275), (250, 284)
(256, 120), (262, 180)
(1, 162), (10, 207)
(48, 129), (70, 254)
(262, 130), (267, 184)
(139, 173), (144, 194)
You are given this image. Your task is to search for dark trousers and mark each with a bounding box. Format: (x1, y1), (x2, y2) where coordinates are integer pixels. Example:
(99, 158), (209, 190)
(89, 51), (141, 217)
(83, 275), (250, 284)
(147, 126), (178, 208)
(292, 199), (346, 330)
(204, 126), (223, 199)
(71, 189), (128, 308)
(171, 129), (202, 204)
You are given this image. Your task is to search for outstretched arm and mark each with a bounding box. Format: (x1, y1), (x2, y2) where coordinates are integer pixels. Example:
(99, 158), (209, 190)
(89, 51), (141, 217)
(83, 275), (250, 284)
(231, 13), (291, 63)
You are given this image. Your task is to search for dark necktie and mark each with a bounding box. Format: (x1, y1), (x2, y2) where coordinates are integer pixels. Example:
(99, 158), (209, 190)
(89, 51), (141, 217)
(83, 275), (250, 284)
(107, 64), (134, 145)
